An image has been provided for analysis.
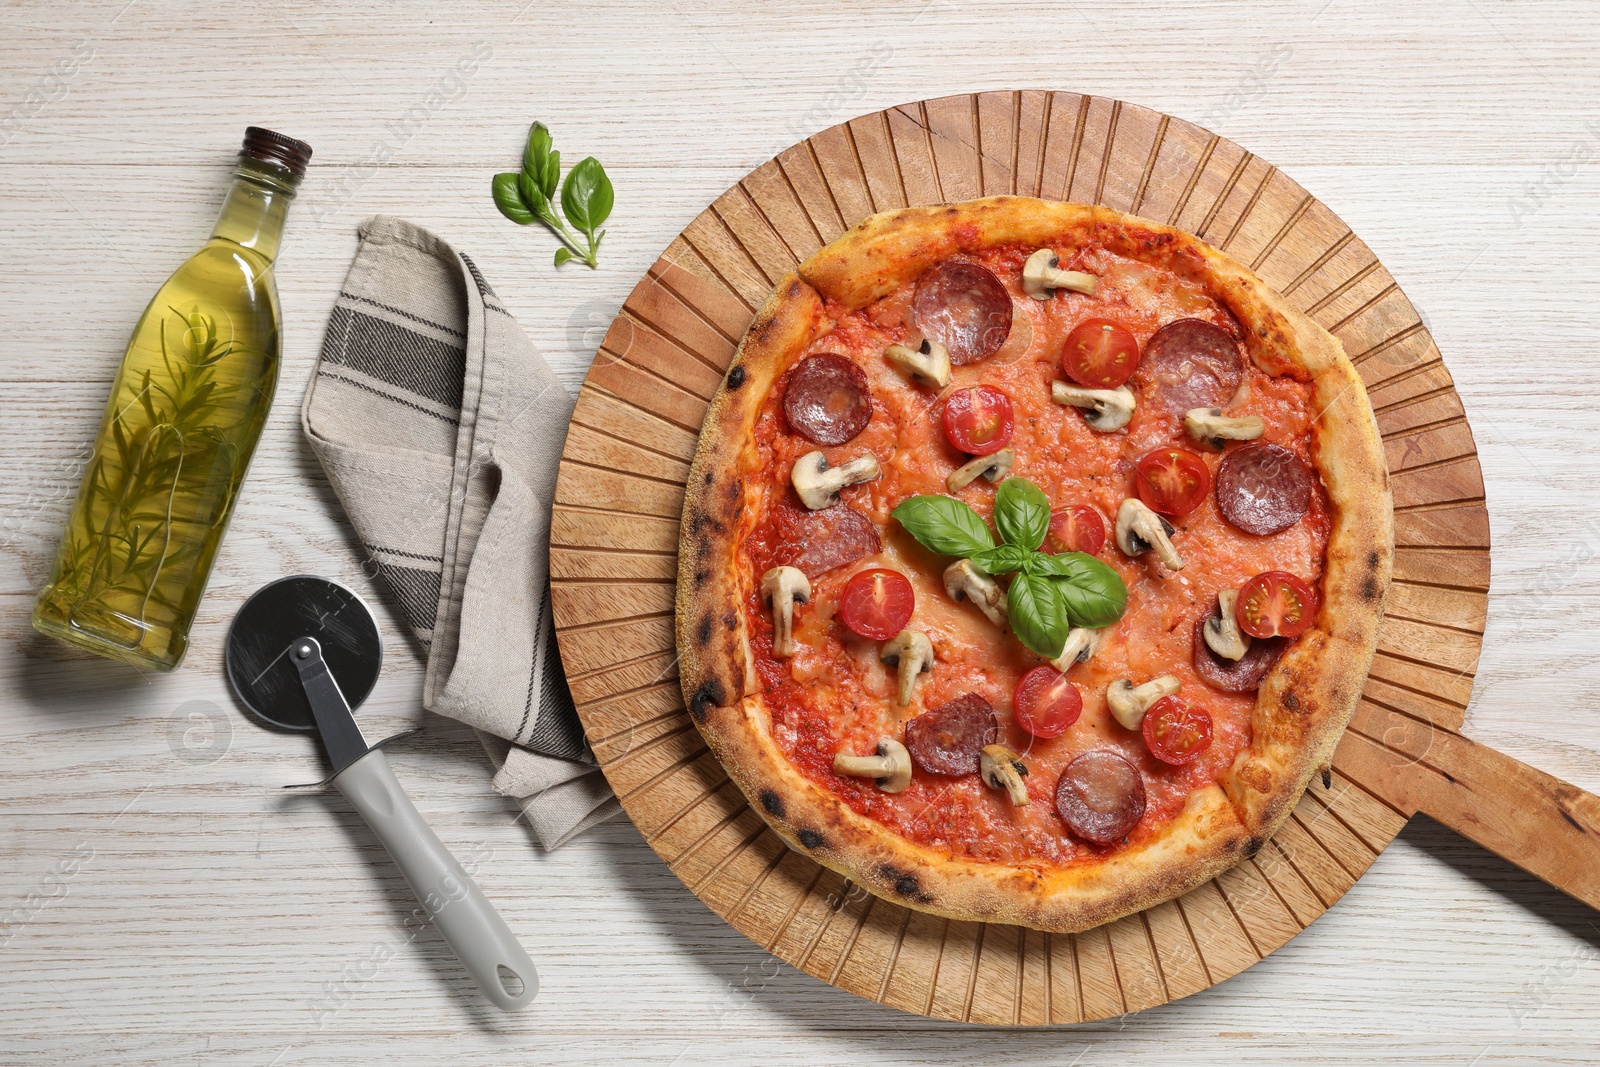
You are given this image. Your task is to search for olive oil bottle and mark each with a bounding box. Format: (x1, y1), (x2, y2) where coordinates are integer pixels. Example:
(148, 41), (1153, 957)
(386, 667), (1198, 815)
(33, 128), (312, 671)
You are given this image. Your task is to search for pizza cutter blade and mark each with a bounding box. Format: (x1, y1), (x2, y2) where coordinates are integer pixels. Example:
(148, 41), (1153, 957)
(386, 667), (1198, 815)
(225, 575), (538, 1012)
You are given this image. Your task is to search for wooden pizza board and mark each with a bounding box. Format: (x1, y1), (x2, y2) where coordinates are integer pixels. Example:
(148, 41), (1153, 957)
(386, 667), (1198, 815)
(549, 92), (1600, 1024)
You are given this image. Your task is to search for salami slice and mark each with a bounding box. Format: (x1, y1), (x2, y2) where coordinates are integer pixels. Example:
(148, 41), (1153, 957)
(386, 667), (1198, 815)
(769, 498), (880, 579)
(1192, 610), (1287, 692)
(905, 694), (1000, 777)
(912, 261), (1014, 365)
(1136, 318), (1244, 413)
(783, 353), (872, 446)
(1055, 751), (1147, 846)
(1215, 441), (1313, 536)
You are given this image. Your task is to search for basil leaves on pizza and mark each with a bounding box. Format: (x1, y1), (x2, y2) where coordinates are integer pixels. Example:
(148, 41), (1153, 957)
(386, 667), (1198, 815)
(992, 477), (1051, 552)
(892, 477), (1128, 658)
(889, 494), (995, 557)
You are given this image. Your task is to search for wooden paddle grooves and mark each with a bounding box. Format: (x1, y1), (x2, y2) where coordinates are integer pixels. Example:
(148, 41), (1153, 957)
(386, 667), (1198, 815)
(550, 92), (1600, 1023)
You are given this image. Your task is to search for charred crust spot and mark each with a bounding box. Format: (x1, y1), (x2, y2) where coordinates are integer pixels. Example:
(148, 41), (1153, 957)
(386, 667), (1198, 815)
(688, 678), (725, 724)
(878, 864), (934, 904)
(796, 828), (825, 850)
(1244, 836), (1264, 858)
(1322, 767), (1333, 790)
(722, 610), (737, 630)
(694, 568), (709, 587)
(759, 789), (784, 818)
(689, 509), (727, 538)
(784, 279), (801, 299)
(695, 615), (713, 648)
(696, 540), (711, 561)
(1363, 548), (1384, 600)
(727, 364), (746, 389)
(704, 471), (714, 486)
(1283, 691), (1301, 712)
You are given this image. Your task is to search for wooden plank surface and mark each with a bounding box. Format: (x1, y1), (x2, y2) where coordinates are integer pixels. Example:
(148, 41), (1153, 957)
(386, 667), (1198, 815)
(550, 84), (1504, 1023)
(3, 0), (1600, 1062)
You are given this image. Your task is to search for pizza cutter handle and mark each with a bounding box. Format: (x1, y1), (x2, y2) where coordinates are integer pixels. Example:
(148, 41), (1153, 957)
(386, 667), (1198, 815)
(332, 748), (539, 1010)
(1335, 724), (1600, 913)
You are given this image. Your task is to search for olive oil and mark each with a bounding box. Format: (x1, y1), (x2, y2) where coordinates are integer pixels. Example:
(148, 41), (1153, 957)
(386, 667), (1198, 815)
(33, 128), (312, 671)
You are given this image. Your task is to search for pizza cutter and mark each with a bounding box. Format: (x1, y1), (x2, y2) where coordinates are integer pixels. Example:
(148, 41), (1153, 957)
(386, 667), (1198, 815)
(224, 575), (538, 1011)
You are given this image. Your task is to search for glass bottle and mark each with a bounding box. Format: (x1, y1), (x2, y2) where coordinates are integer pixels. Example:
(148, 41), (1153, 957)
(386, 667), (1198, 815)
(32, 127), (313, 671)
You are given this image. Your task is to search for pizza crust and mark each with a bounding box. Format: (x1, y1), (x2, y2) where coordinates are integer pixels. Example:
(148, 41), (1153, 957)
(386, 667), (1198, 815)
(677, 196), (1392, 933)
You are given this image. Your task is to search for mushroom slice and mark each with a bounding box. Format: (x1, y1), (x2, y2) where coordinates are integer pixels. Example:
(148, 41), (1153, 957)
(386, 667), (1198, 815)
(879, 630), (934, 707)
(760, 566), (811, 657)
(979, 744), (1030, 806)
(1106, 675), (1181, 731)
(1184, 407), (1265, 451)
(943, 559), (1007, 627)
(1114, 498), (1183, 570)
(884, 338), (951, 389)
(832, 738), (913, 793)
(946, 447), (1014, 493)
(1051, 381), (1135, 432)
(1049, 626), (1104, 673)
(1022, 248), (1097, 300)
(790, 450), (881, 511)
(1203, 589), (1251, 661)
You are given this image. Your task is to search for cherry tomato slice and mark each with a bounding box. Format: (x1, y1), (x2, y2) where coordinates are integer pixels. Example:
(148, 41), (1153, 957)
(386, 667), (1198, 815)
(1141, 697), (1214, 766)
(1061, 318), (1141, 388)
(1046, 505), (1107, 556)
(942, 385), (1015, 456)
(838, 568), (915, 641)
(1012, 666), (1084, 739)
(1135, 446), (1212, 518)
(1235, 571), (1317, 639)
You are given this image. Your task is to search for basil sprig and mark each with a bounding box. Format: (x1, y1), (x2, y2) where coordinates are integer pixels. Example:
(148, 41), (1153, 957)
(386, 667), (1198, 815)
(891, 477), (1127, 659)
(492, 121), (614, 268)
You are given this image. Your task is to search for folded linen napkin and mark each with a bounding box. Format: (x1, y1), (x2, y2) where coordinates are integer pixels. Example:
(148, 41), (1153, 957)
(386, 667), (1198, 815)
(301, 215), (620, 848)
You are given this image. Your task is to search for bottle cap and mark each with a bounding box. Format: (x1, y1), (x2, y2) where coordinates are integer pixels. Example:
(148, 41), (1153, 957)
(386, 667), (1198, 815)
(241, 127), (312, 181)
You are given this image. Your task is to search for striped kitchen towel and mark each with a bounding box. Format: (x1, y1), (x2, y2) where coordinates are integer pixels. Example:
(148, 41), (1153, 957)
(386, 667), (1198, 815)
(301, 215), (619, 848)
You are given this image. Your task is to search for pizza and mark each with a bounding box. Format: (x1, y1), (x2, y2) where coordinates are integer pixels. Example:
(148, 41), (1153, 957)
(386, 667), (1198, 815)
(675, 196), (1391, 933)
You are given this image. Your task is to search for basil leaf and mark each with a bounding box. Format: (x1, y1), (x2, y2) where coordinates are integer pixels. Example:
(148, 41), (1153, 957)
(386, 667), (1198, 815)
(562, 156), (614, 236)
(554, 247), (573, 267)
(542, 148), (561, 202)
(1007, 571), (1069, 659)
(491, 172), (535, 225)
(1051, 556), (1128, 628)
(993, 477), (1051, 552)
(970, 543), (1032, 575)
(891, 495), (995, 558)
(523, 121), (553, 189)
(1027, 551), (1098, 579)
(517, 170), (547, 213)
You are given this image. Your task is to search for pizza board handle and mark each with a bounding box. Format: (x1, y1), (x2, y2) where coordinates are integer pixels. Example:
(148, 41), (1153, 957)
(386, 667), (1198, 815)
(1333, 726), (1600, 912)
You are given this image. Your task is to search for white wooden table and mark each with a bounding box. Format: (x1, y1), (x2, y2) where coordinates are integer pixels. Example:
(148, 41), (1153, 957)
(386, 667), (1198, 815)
(3, 2), (1599, 1063)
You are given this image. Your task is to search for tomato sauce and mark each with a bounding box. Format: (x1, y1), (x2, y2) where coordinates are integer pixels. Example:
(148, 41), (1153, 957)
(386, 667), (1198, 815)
(739, 240), (1331, 868)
